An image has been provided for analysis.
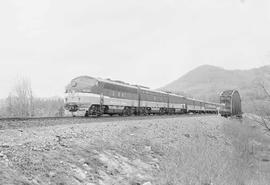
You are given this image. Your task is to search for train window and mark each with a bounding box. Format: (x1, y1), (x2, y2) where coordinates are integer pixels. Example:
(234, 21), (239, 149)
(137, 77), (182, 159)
(118, 92), (121, 97)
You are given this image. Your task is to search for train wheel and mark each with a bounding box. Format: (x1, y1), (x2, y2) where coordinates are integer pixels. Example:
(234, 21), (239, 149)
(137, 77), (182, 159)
(123, 107), (132, 116)
(127, 109), (132, 116)
(89, 105), (102, 117)
(143, 109), (148, 116)
(159, 108), (165, 115)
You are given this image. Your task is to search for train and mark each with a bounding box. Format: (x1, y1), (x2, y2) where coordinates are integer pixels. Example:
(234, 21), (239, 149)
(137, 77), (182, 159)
(64, 76), (242, 117)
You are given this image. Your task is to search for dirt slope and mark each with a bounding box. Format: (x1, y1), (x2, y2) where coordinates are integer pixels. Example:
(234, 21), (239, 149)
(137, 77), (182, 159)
(0, 115), (269, 185)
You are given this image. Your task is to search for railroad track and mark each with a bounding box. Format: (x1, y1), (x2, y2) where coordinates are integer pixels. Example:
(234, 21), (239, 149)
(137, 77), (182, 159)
(0, 114), (215, 130)
(0, 116), (85, 122)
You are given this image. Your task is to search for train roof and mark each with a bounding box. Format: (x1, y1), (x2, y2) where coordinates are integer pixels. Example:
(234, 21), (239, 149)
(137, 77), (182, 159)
(96, 77), (172, 95)
(97, 77), (138, 90)
(220, 90), (239, 97)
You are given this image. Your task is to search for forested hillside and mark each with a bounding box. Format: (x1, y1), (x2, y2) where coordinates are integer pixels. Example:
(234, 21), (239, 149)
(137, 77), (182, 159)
(161, 65), (270, 113)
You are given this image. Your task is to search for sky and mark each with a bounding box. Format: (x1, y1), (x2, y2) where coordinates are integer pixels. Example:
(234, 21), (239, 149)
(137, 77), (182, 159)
(0, 0), (270, 98)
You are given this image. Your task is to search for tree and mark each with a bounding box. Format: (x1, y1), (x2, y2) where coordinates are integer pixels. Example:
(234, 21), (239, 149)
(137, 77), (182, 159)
(250, 82), (270, 132)
(6, 77), (34, 117)
(257, 83), (270, 131)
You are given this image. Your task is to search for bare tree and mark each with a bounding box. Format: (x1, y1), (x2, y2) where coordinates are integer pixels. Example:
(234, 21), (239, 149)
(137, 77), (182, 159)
(250, 82), (270, 132)
(257, 83), (270, 131)
(6, 77), (34, 117)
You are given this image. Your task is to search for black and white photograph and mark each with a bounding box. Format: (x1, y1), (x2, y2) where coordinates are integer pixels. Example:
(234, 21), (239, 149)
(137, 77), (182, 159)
(0, 0), (270, 185)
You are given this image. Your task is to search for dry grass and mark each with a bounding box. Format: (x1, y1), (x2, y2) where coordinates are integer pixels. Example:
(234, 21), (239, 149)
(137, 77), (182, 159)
(222, 117), (270, 185)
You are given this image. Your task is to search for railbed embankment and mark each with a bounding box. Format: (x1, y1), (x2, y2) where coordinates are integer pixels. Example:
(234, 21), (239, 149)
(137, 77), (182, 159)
(0, 115), (269, 185)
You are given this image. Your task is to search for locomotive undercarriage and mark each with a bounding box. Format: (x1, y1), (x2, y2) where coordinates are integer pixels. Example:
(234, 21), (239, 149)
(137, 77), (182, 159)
(85, 104), (187, 117)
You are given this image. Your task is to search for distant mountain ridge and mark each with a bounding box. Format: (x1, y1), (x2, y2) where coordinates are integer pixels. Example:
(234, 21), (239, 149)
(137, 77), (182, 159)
(161, 65), (270, 112)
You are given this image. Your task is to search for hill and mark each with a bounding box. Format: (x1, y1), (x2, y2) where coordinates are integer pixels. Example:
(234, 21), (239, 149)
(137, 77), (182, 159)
(161, 65), (270, 113)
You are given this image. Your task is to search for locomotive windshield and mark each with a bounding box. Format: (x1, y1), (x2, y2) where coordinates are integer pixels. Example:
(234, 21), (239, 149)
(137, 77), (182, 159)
(65, 76), (98, 93)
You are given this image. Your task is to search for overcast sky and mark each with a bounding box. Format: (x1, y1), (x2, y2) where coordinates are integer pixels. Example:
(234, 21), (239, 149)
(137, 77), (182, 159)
(0, 0), (270, 98)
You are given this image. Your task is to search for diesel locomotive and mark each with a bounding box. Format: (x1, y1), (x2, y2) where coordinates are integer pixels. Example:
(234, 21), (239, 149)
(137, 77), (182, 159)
(64, 76), (241, 117)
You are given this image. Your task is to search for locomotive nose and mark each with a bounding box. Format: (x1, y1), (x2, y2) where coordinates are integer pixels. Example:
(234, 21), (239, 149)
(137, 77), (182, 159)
(66, 95), (81, 103)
